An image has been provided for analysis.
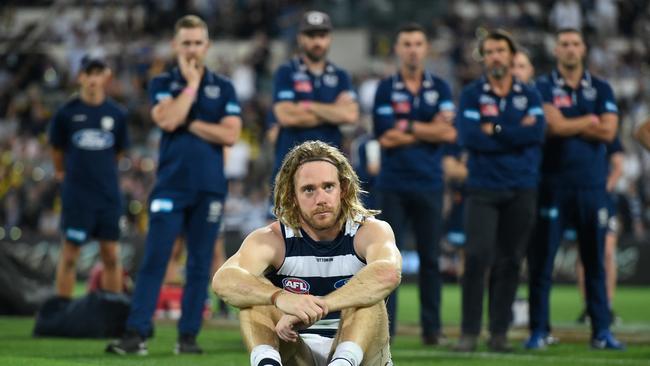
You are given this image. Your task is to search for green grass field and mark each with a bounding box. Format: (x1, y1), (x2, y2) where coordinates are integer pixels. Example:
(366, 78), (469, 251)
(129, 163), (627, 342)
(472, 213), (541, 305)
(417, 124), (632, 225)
(1, 284), (649, 365)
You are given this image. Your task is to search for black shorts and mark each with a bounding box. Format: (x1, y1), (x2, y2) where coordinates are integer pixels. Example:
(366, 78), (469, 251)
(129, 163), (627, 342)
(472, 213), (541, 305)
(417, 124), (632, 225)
(61, 206), (121, 244)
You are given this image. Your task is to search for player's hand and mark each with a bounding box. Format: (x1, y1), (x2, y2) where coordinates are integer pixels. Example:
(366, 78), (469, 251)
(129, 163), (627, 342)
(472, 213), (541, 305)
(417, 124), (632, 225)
(54, 170), (65, 182)
(275, 314), (310, 343)
(588, 114), (600, 126)
(275, 293), (328, 325)
(481, 122), (494, 135)
(434, 110), (455, 124)
(521, 114), (536, 126)
(178, 56), (200, 87)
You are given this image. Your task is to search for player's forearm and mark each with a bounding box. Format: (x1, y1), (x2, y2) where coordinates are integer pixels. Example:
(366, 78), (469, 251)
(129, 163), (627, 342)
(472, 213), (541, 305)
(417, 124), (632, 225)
(580, 122), (617, 143)
(378, 129), (417, 148)
(275, 104), (320, 127)
(212, 266), (279, 308)
(546, 115), (591, 137)
(634, 121), (650, 150)
(412, 121), (457, 143)
(188, 120), (241, 146)
(151, 92), (196, 131)
(323, 260), (401, 312)
(51, 149), (65, 180)
(309, 101), (359, 125)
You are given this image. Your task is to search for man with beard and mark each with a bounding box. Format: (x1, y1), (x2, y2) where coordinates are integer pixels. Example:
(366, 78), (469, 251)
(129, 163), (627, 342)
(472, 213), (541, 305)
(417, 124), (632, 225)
(372, 22), (456, 344)
(454, 30), (545, 352)
(106, 15), (242, 355)
(213, 141), (401, 366)
(526, 28), (625, 350)
(269, 11), (359, 183)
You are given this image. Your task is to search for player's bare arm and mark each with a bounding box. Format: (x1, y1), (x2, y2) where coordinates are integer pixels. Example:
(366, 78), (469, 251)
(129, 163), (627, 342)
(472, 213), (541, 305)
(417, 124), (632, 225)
(274, 101), (321, 128)
(51, 147), (65, 181)
(307, 91), (359, 125)
(580, 113), (618, 143)
(634, 118), (650, 150)
(543, 104), (594, 137)
(212, 223), (328, 324)
(378, 127), (418, 148)
(323, 218), (402, 312)
(150, 56), (201, 132)
(188, 115), (242, 146)
(411, 112), (457, 143)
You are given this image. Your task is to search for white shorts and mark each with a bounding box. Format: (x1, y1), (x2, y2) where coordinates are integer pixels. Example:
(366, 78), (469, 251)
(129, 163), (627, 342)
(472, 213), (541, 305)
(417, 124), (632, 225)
(300, 333), (333, 366)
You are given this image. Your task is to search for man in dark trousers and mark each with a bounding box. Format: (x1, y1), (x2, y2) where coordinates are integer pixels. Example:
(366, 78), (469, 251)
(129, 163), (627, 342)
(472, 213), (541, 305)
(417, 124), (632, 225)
(372, 23), (456, 344)
(526, 28), (624, 350)
(455, 30), (545, 352)
(106, 15), (242, 355)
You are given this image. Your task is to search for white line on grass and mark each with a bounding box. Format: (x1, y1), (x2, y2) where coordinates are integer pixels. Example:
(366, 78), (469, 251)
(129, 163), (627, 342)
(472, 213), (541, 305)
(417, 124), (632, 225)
(390, 350), (650, 365)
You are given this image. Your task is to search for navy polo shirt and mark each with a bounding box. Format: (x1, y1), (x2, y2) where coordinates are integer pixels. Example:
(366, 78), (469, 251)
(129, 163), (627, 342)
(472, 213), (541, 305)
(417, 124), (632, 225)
(457, 76), (545, 189)
(373, 71), (455, 192)
(149, 67), (241, 195)
(271, 57), (355, 170)
(536, 70), (618, 189)
(49, 97), (129, 209)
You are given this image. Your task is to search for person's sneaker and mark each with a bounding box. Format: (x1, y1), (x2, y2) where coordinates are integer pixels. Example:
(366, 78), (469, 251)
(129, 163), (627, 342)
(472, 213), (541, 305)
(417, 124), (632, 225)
(524, 330), (548, 350)
(544, 333), (560, 346)
(487, 334), (513, 353)
(576, 309), (590, 325)
(105, 330), (148, 355)
(453, 335), (478, 352)
(422, 333), (448, 346)
(174, 334), (203, 355)
(591, 331), (625, 350)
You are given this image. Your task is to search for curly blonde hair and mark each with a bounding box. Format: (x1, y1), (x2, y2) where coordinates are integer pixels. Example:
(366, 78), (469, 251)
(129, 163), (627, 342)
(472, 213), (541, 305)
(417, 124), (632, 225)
(273, 141), (379, 230)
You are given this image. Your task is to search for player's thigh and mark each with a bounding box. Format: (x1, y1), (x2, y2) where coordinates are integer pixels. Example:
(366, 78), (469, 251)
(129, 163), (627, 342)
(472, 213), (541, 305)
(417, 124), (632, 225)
(61, 205), (95, 245)
(94, 207), (121, 242)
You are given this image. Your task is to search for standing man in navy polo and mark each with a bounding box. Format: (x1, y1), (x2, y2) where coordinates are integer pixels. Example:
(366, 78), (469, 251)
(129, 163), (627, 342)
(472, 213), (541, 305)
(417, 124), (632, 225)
(49, 55), (129, 299)
(107, 15), (242, 355)
(271, 10), (359, 179)
(373, 23), (456, 344)
(526, 28), (624, 350)
(455, 30), (545, 352)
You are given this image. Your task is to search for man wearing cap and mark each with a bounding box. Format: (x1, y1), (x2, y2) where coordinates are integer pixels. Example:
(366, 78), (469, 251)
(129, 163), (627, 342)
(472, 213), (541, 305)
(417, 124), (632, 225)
(269, 10), (359, 183)
(106, 15), (242, 355)
(49, 55), (129, 299)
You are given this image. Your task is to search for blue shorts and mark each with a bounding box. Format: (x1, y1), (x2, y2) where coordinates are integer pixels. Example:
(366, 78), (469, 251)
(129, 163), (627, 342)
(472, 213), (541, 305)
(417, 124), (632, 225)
(61, 206), (121, 244)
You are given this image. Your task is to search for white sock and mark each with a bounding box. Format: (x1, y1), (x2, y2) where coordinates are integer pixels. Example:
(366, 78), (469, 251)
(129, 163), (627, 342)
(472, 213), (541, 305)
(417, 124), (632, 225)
(328, 341), (363, 366)
(250, 344), (282, 366)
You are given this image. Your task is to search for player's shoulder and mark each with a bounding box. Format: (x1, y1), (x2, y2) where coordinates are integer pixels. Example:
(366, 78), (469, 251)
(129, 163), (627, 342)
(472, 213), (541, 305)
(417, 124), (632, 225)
(460, 78), (483, 96)
(103, 98), (128, 116)
(358, 216), (393, 235)
(430, 74), (452, 88)
(244, 221), (284, 247)
(589, 73), (613, 90)
(151, 70), (173, 83)
(325, 61), (349, 76)
(534, 73), (553, 87)
(55, 95), (82, 114)
(273, 60), (294, 75)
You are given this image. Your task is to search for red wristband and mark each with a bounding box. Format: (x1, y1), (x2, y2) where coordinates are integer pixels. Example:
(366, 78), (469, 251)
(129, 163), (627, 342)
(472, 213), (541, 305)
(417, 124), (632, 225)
(396, 119), (409, 132)
(300, 101), (312, 110)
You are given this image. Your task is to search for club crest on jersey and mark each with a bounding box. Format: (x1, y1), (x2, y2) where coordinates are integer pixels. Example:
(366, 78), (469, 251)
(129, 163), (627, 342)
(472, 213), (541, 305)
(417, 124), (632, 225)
(333, 278), (349, 289)
(424, 90), (439, 105)
(323, 74), (338, 87)
(101, 116), (114, 130)
(582, 87), (597, 101)
(512, 96), (528, 110)
(204, 85), (220, 99)
(282, 277), (310, 294)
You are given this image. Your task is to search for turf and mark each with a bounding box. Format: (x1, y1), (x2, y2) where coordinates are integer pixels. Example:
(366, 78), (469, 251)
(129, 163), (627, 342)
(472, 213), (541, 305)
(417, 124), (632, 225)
(1, 284), (649, 366)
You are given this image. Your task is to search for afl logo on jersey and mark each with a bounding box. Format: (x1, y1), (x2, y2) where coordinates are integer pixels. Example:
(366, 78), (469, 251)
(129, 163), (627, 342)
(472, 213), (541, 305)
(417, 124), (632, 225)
(282, 277), (310, 294)
(72, 129), (114, 150)
(333, 278), (349, 289)
(101, 116), (114, 131)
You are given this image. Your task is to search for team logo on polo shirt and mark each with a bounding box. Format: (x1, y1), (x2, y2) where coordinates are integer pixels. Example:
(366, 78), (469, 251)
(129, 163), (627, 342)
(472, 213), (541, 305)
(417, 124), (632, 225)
(424, 90), (439, 105)
(72, 129), (114, 150)
(391, 92), (410, 113)
(294, 79), (313, 93)
(479, 96), (499, 117)
(582, 87), (597, 101)
(323, 74), (338, 87)
(512, 96), (528, 110)
(101, 116), (114, 130)
(282, 277), (310, 294)
(204, 85), (220, 99)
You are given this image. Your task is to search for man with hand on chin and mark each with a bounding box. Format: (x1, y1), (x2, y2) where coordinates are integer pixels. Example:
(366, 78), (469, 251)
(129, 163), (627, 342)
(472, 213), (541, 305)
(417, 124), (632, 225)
(107, 15), (242, 356)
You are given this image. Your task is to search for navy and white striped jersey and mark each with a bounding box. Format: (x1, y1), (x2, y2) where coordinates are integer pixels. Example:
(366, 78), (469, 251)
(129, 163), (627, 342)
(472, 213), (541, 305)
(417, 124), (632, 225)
(266, 218), (367, 338)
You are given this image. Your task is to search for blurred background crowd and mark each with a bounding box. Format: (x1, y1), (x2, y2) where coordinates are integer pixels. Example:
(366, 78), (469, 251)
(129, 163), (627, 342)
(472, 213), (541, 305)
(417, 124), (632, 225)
(2, 0), (650, 274)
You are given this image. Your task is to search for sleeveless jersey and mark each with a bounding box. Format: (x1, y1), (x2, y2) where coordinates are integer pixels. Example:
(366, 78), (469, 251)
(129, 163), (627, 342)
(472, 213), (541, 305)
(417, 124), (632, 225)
(266, 218), (367, 338)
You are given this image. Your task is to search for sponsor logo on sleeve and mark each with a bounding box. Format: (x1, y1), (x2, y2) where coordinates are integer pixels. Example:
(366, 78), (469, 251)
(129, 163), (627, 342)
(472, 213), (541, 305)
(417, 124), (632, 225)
(150, 198), (174, 213)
